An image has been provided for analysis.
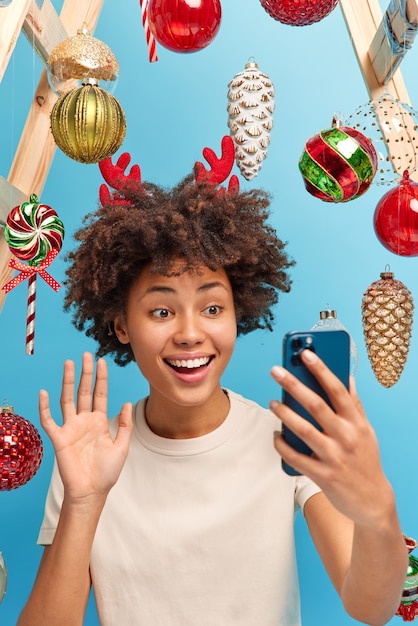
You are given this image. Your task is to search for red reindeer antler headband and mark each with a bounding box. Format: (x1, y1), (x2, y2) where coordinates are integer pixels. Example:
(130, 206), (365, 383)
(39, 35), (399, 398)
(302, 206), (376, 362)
(98, 135), (239, 205)
(194, 135), (240, 193)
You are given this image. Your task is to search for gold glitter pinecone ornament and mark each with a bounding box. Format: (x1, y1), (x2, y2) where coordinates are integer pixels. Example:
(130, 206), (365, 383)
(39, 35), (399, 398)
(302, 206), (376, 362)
(362, 270), (414, 387)
(48, 24), (119, 95)
(227, 60), (274, 180)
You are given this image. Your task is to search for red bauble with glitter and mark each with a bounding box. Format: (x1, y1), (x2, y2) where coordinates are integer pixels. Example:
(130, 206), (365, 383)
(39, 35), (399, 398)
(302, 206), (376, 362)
(374, 171), (418, 256)
(148, 0), (222, 53)
(260, 0), (340, 26)
(0, 404), (43, 490)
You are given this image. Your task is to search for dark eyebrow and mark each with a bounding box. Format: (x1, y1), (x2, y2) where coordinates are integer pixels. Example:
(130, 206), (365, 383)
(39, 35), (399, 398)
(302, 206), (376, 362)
(143, 281), (229, 297)
(198, 281), (229, 293)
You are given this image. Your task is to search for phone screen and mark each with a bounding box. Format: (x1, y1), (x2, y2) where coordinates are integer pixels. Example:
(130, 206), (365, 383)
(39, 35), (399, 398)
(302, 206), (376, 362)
(281, 329), (350, 476)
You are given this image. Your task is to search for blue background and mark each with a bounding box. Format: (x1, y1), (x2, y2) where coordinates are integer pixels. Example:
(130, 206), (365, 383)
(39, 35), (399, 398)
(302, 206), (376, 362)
(1, 1), (418, 624)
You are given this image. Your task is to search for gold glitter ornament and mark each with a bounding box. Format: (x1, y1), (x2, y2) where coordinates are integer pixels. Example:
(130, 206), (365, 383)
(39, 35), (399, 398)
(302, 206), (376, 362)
(48, 24), (119, 95)
(362, 270), (414, 388)
(50, 81), (126, 164)
(227, 60), (274, 181)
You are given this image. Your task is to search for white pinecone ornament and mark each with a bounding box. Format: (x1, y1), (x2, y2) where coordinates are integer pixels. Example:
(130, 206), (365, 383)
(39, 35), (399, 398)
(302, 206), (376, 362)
(227, 60), (274, 181)
(362, 270), (414, 388)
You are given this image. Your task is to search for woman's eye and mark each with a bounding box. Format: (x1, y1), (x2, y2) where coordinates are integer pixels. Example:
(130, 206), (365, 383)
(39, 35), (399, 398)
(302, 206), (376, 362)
(152, 309), (171, 319)
(204, 305), (222, 315)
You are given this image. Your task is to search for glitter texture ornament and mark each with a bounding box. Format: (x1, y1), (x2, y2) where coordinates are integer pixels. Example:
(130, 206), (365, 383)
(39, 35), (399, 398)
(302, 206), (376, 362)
(0, 552), (6, 603)
(259, 0), (339, 26)
(0, 403), (43, 490)
(396, 536), (418, 622)
(48, 24), (119, 95)
(362, 270), (414, 388)
(347, 93), (418, 186)
(227, 60), (275, 181)
(148, 0), (221, 53)
(299, 118), (377, 202)
(50, 82), (126, 164)
(374, 170), (418, 256)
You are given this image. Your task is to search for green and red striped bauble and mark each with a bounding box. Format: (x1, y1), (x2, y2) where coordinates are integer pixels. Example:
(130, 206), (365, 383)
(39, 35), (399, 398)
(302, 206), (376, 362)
(299, 125), (377, 202)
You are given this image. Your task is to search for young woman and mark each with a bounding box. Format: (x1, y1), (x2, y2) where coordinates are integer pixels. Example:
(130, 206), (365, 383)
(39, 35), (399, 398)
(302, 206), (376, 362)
(18, 151), (407, 625)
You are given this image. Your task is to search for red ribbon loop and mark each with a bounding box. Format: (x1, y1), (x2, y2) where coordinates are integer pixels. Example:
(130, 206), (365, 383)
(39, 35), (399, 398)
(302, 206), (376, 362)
(1, 249), (61, 293)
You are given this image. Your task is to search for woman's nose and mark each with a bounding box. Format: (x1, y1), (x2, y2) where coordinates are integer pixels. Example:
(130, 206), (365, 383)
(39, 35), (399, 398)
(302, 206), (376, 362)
(173, 314), (205, 345)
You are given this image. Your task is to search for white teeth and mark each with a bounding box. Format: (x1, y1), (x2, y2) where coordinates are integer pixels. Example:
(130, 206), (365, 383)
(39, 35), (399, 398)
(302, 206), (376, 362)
(168, 357), (210, 369)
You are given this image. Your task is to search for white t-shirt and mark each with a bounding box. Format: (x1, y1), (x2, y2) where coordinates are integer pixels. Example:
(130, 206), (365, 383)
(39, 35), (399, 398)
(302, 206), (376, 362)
(38, 390), (321, 626)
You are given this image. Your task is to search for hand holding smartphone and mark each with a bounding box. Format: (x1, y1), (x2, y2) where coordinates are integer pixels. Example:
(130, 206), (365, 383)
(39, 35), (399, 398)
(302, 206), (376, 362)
(281, 329), (350, 476)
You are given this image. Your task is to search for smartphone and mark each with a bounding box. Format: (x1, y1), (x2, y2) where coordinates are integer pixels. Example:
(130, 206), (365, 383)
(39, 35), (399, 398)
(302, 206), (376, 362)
(281, 329), (350, 476)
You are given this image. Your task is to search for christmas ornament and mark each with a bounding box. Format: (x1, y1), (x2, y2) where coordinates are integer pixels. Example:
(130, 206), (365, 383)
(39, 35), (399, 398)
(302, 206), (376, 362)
(139, 0), (158, 62)
(2, 194), (64, 354)
(259, 0), (339, 26)
(347, 93), (418, 186)
(374, 170), (418, 256)
(311, 308), (358, 375)
(396, 536), (418, 622)
(50, 82), (126, 164)
(299, 118), (378, 202)
(148, 0), (222, 53)
(0, 403), (43, 490)
(0, 553), (6, 603)
(362, 270), (414, 387)
(48, 24), (119, 95)
(227, 60), (275, 181)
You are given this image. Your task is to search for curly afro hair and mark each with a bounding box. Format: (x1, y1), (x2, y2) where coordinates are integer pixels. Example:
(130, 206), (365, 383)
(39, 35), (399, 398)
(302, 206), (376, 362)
(64, 174), (295, 365)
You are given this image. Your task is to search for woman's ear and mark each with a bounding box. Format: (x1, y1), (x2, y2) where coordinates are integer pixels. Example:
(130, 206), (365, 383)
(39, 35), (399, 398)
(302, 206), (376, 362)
(114, 315), (130, 344)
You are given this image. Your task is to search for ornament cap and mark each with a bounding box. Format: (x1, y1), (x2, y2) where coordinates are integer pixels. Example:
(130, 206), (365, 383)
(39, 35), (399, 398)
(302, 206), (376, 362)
(0, 404), (13, 414)
(82, 77), (100, 87)
(380, 271), (394, 280)
(319, 309), (337, 320)
(331, 114), (343, 129)
(245, 59), (258, 70)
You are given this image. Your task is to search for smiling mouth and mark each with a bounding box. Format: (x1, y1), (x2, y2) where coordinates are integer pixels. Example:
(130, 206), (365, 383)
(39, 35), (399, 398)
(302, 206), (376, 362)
(165, 356), (213, 372)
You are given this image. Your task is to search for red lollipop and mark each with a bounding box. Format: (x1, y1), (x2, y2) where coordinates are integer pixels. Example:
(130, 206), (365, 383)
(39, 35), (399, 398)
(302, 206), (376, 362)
(2, 194), (64, 354)
(0, 403), (43, 491)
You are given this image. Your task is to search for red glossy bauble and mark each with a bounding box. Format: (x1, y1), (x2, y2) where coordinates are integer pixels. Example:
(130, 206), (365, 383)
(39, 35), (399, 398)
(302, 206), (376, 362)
(0, 405), (43, 490)
(260, 0), (339, 26)
(148, 0), (222, 53)
(374, 170), (418, 256)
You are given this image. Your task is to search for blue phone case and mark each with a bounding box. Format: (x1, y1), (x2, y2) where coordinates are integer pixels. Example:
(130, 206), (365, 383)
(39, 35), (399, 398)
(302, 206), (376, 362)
(281, 329), (350, 476)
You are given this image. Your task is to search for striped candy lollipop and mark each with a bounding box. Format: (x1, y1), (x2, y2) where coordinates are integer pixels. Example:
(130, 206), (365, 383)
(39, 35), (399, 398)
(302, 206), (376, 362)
(3, 194), (64, 355)
(299, 124), (378, 203)
(4, 194), (64, 265)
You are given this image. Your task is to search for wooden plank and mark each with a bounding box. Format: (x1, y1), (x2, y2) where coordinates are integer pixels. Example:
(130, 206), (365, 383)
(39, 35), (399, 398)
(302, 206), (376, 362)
(339, 0), (418, 185)
(0, 0), (33, 82)
(22, 0), (68, 65)
(0, 178), (26, 225)
(369, 0), (418, 84)
(0, 0), (105, 307)
(339, 0), (411, 102)
(0, 180), (26, 295)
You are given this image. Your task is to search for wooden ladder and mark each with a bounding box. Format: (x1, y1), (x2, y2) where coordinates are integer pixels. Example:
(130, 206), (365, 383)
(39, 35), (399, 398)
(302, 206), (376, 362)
(0, 0), (104, 307)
